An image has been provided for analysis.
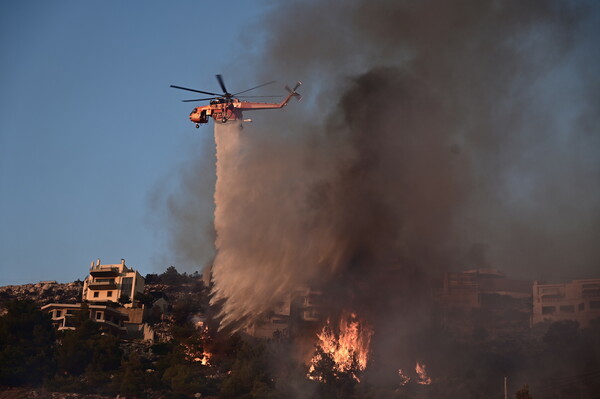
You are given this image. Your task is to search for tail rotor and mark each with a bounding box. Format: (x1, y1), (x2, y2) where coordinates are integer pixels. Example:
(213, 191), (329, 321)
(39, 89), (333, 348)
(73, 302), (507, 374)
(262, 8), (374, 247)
(285, 81), (303, 102)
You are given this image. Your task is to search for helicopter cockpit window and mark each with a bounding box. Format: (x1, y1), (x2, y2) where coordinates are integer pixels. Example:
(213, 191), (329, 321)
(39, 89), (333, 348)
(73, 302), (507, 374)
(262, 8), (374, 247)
(189, 109), (196, 116)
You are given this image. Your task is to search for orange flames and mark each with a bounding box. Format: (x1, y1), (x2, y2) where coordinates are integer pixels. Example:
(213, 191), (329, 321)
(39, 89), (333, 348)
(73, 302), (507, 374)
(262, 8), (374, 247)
(184, 344), (211, 365)
(308, 313), (373, 382)
(307, 314), (432, 386)
(415, 361), (431, 385)
(199, 351), (211, 366)
(398, 361), (432, 386)
(183, 319), (211, 365)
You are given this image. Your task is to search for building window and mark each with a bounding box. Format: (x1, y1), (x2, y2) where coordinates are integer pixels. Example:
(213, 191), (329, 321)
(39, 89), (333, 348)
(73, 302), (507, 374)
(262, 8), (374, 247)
(541, 288), (560, 294)
(107, 291), (113, 297)
(121, 277), (133, 299)
(96, 312), (103, 320)
(582, 288), (600, 298)
(55, 310), (62, 318)
(590, 300), (600, 309)
(542, 306), (556, 315)
(542, 295), (563, 302)
(560, 305), (575, 313)
(93, 291), (99, 298)
(582, 283), (600, 290)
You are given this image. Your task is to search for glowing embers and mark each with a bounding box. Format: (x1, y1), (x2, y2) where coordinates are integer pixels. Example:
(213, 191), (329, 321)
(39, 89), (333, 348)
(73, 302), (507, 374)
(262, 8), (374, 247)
(415, 361), (431, 384)
(398, 361), (432, 386)
(308, 313), (373, 382)
(398, 368), (411, 386)
(183, 344), (211, 365)
(183, 320), (212, 366)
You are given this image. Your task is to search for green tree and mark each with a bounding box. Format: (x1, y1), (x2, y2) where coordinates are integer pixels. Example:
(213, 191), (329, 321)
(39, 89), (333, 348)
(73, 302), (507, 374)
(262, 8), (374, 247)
(160, 266), (183, 285)
(55, 305), (121, 376)
(307, 346), (360, 399)
(135, 291), (157, 308)
(219, 341), (278, 399)
(0, 300), (56, 386)
(154, 342), (218, 397)
(118, 294), (132, 306)
(162, 363), (204, 395)
(119, 352), (147, 397)
(543, 320), (580, 347)
(171, 297), (203, 326)
(516, 384), (533, 399)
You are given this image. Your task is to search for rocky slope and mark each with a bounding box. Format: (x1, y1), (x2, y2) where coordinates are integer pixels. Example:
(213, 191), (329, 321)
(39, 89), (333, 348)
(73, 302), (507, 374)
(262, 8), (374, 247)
(0, 281), (83, 314)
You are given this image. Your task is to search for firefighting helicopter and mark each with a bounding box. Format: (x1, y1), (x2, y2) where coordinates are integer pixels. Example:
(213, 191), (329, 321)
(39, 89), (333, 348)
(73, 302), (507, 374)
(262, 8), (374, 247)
(171, 74), (302, 128)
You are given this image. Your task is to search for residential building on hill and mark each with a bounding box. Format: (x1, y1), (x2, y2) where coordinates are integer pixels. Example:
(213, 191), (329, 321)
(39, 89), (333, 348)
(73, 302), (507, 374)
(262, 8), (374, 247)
(435, 269), (533, 337)
(245, 285), (322, 339)
(41, 258), (154, 340)
(532, 278), (600, 328)
(438, 269), (532, 309)
(41, 302), (128, 334)
(82, 259), (144, 307)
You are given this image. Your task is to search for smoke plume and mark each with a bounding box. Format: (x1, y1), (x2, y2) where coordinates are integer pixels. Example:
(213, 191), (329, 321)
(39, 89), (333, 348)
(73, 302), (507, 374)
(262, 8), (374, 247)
(168, 0), (600, 336)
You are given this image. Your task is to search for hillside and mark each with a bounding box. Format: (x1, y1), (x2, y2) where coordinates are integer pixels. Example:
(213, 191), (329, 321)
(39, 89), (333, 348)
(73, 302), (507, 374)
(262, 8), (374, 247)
(0, 281), (83, 313)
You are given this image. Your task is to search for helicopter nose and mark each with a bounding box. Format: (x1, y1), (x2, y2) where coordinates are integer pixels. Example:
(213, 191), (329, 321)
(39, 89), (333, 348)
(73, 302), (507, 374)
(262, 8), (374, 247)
(189, 109), (200, 123)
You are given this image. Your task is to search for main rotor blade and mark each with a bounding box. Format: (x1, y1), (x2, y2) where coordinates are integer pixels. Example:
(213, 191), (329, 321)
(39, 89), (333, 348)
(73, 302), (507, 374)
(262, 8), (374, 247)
(236, 95), (283, 98)
(182, 97), (219, 102)
(216, 74), (228, 95)
(234, 80), (276, 96)
(170, 85), (221, 96)
(183, 95), (281, 102)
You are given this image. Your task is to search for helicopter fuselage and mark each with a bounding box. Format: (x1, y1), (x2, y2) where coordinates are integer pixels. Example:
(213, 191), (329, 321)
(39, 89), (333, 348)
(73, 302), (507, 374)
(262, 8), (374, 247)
(189, 92), (300, 126)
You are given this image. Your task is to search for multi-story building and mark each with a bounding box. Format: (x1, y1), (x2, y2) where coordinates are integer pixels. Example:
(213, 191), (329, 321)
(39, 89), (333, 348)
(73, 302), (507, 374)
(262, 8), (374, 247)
(295, 285), (322, 322)
(41, 302), (129, 334)
(82, 259), (145, 307)
(532, 279), (600, 328)
(42, 258), (153, 340)
(435, 269), (533, 336)
(245, 296), (292, 339)
(438, 269), (532, 308)
(245, 285), (323, 339)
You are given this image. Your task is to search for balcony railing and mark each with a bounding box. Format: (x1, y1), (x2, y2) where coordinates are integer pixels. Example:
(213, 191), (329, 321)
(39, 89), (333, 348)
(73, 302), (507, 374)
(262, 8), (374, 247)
(88, 281), (117, 290)
(541, 296), (565, 303)
(89, 267), (119, 277)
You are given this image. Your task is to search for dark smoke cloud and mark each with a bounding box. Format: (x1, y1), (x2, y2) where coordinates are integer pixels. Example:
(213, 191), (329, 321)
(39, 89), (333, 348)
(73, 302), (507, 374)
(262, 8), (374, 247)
(251, 0), (600, 283)
(164, 0), (600, 339)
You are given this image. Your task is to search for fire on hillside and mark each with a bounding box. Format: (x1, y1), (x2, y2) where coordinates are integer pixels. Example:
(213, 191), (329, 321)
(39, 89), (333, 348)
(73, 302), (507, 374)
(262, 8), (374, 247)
(308, 312), (373, 382)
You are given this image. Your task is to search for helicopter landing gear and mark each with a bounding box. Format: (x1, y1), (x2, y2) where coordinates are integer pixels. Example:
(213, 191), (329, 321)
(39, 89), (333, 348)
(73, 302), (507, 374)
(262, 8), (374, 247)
(195, 124), (199, 129)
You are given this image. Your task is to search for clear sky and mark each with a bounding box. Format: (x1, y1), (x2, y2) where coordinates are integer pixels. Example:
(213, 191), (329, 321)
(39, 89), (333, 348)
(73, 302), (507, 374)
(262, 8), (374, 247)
(0, 1), (271, 285)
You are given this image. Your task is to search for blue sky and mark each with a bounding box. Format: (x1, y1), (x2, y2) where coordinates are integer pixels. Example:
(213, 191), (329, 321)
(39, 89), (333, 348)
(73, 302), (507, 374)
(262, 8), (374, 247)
(2, 1), (598, 286)
(0, 1), (271, 285)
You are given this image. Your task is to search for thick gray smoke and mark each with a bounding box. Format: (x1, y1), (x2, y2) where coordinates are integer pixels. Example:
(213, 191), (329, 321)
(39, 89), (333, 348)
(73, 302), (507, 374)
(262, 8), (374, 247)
(167, 0), (600, 336)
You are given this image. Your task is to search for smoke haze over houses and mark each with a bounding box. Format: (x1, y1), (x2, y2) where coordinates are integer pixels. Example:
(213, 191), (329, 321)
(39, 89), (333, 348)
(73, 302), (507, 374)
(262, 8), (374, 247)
(162, 0), (600, 334)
